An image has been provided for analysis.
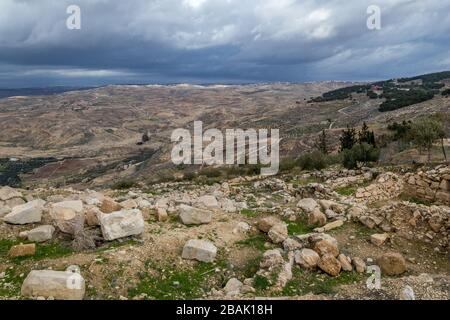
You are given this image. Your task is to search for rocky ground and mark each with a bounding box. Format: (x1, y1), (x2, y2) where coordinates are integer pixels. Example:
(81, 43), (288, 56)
(0, 164), (448, 300)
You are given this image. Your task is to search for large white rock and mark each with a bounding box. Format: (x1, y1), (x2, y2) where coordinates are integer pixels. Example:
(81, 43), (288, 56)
(297, 198), (319, 213)
(268, 223), (288, 244)
(3, 199), (45, 224)
(21, 268), (85, 300)
(221, 199), (237, 213)
(0, 204), (11, 218)
(179, 204), (212, 225)
(223, 278), (243, 296)
(82, 190), (104, 206)
(196, 195), (220, 209)
(120, 199), (138, 209)
(5, 197), (26, 208)
(370, 233), (389, 246)
(99, 209), (145, 241)
(400, 285), (415, 300)
(294, 248), (320, 269)
(0, 186), (22, 201)
(50, 200), (85, 235)
(182, 239), (217, 262)
(314, 220), (344, 233)
(22, 225), (55, 243)
(260, 249), (284, 269)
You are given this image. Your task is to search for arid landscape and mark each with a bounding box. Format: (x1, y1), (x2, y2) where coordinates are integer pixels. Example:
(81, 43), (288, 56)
(0, 71), (449, 300)
(0, 74), (449, 188)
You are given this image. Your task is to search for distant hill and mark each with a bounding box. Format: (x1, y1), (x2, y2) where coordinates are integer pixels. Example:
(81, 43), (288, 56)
(311, 71), (450, 112)
(0, 87), (96, 99)
(0, 72), (448, 188)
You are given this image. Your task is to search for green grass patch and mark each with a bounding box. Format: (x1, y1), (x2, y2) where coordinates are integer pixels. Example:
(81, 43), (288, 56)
(0, 267), (26, 298)
(128, 260), (227, 300)
(281, 267), (363, 296)
(292, 176), (321, 186)
(235, 234), (267, 251)
(253, 274), (270, 291)
(334, 185), (357, 196)
(0, 239), (73, 263)
(285, 218), (315, 235)
(240, 208), (261, 218)
(239, 256), (262, 279)
(328, 222), (372, 239)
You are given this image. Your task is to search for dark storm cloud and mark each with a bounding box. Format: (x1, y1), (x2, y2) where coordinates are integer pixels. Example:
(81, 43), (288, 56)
(0, 0), (449, 87)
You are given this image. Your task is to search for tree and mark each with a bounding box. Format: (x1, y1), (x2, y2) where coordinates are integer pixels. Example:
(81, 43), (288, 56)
(340, 125), (357, 151)
(358, 122), (376, 147)
(410, 118), (445, 162)
(315, 130), (329, 154)
(387, 120), (412, 140)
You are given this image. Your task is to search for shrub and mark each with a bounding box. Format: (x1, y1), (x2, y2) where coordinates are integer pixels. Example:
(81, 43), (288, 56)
(297, 151), (328, 170)
(201, 168), (222, 178)
(279, 158), (299, 172)
(387, 120), (412, 141)
(342, 143), (380, 169)
(112, 180), (137, 190)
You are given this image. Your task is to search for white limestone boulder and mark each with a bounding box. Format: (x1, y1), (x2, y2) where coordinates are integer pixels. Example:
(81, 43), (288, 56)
(50, 200), (85, 235)
(182, 239), (217, 263)
(99, 209), (145, 241)
(3, 199), (45, 224)
(21, 267), (85, 300)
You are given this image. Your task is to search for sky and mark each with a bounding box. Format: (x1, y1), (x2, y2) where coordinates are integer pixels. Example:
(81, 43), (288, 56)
(0, 0), (449, 87)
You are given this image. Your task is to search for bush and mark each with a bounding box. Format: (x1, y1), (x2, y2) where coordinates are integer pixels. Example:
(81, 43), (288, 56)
(297, 151), (341, 171)
(342, 143), (380, 169)
(442, 88), (450, 96)
(297, 151), (328, 170)
(279, 158), (299, 172)
(387, 120), (412, 141)
(182, 171), (197, 181)
(199, 167), (223, 178)
(112, 180), (137, 190)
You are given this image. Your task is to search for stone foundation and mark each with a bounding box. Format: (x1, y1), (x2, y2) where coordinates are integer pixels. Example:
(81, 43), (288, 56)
(404, 165), (450, 205)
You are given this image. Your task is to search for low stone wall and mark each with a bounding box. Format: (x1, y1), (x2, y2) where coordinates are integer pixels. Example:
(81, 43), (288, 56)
(354, 201), (449, 250)
(404, 165), (450, 205)
(354, 172), (403, 202)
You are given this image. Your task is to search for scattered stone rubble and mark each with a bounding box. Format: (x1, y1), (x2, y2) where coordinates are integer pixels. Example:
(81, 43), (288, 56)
(0, 164), (448, 300)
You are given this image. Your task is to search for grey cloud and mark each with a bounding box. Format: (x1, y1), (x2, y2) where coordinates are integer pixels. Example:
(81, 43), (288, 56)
(0, 0), (449, 87)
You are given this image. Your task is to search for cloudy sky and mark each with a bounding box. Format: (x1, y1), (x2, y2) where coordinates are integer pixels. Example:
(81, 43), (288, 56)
(0, 0), (449, 87)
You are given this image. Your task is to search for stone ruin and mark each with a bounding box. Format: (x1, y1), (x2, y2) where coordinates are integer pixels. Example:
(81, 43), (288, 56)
(403, 165), (450, 205)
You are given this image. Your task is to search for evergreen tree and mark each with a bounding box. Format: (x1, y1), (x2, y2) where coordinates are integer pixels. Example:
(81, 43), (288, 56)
(358, 122), (376, 147)
(340, 125), (357, 151)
